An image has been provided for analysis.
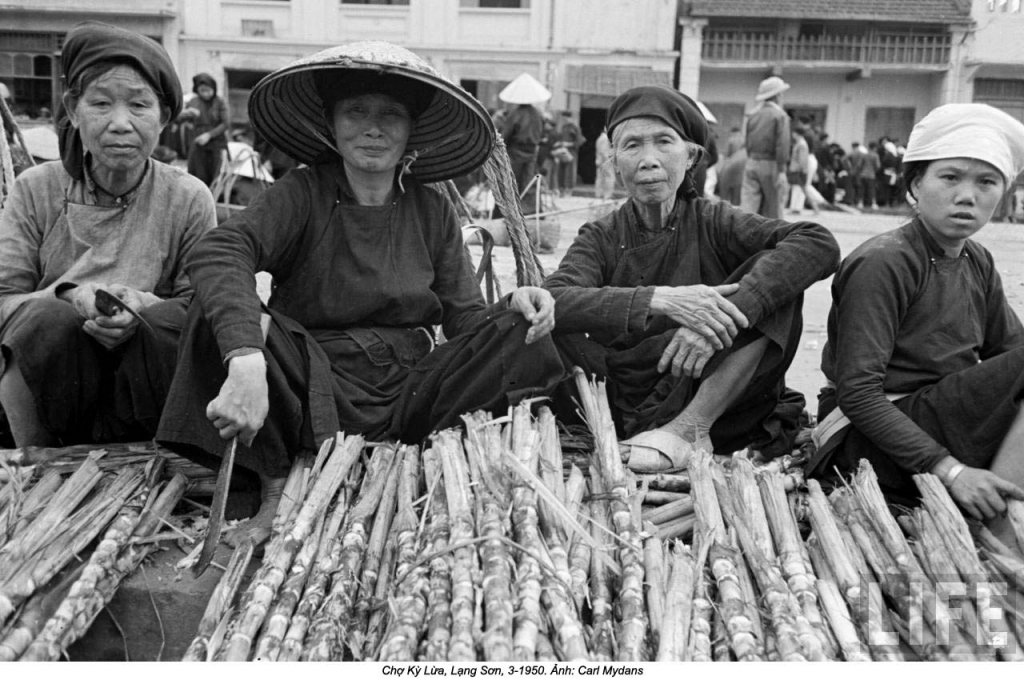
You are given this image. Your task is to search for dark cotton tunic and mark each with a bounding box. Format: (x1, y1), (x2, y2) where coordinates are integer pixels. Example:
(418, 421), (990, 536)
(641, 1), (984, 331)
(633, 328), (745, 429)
(814, 218), (1024, 499)
(157, 160), (563, 477)
(544, 197), (839, 456)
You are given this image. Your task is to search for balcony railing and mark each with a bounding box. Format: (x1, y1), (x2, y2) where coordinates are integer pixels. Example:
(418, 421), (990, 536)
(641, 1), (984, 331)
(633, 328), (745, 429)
(702, 30), (951, 66)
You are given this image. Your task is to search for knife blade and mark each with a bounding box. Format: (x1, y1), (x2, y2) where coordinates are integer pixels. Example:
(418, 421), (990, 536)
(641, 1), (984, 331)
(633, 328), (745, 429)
(94, 288), (153, 332)
(193, 436), (237, 577)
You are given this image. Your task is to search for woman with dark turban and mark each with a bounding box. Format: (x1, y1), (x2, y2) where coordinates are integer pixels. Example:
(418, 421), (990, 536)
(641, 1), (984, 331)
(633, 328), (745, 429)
(0, 22), (216, 447)
(544, 85), (840, 471)
(811, 104), (1024, 543)
(157, 41), (562, 544)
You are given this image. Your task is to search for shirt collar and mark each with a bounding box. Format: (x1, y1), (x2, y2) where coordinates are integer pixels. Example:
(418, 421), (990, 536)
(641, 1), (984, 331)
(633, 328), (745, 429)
(82, 155), (150, 207)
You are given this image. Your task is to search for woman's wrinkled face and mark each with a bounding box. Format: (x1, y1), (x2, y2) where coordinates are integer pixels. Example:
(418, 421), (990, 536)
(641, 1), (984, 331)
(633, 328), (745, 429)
(613, 117), (695, 206)
(331, 93), (412, 177)
(912, 157), (1005, 250)
(68, 65), (164, 175)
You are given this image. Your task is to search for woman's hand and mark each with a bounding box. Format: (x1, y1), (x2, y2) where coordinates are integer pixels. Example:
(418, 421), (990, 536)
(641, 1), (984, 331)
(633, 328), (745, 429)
(207, 352), (269, 446)
(658, 326), (716, 378)
(650, 284), (749, 351)
(195, 133), (211, 147)
(510, 286), (556, 344)
(949, 467), (1024, 521)
(58, 283), (137, 349)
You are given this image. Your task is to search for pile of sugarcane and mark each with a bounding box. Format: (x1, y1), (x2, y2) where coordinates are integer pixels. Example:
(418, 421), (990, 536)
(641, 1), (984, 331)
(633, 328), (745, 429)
(0, 452), (187, 660)
(181, 369), (802, 662)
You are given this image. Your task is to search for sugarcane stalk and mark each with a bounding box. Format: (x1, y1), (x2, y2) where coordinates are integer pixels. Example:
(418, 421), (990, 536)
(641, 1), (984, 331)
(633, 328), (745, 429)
(223, 435), (363, 661)
(642, 495), (694, 525)
(253, 515), (326, 661)
(5, 455), (103, 551)
(1, 466), (144, 627)
(183, 540), (256, 661)
(349, 455), (401, 657)
(21, 470), (184, 661)
(434, 429), (478, 662)
(566, 503), (591, 614)
(708, 541), (761, 661)
(729, 453), (776, 560)
(638, 472), (690, 493)
(0, 562), (85, 661)
(853, 468), (975, 659)
(643, 524), (666, 649)
(587, 476), (615, 661)
(689, 450), (726, 544)
(807, 537), (871, 661)
(378, 446), (431, 661)
(509, 404), (544, 661)
(279, 490), (350, 661)
(758, 470), (835, 658)
(419, 446), (453, 662)
(805, 480), (903, 660)
(462, 415), (515, 662)
(574, 375), (646, 661)
(686, 533), (713, 661)
(653, 515), (695, 540)
(10, 469), (62, 530)
(304, 444), (399, 661)
(657, 541), (695, 661)
(563, 465), (586, 548)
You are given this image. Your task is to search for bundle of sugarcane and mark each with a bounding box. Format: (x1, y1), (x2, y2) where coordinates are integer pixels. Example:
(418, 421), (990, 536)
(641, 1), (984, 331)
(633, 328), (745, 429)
(0, 443), (218, 495)
(0, 455), (187, 661)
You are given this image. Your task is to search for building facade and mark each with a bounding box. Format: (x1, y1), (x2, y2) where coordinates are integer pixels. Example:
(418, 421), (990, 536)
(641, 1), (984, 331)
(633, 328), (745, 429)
(3, 0), (1021, 179)
(680, 0), (979, 151)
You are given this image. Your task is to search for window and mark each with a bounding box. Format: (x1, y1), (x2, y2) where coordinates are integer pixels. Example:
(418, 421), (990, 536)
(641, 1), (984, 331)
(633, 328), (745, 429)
(460, 0), (530, 8)
(241, 19), (275, 37)
(0, 41), (57, 120)
(974, 79), (1024, 125)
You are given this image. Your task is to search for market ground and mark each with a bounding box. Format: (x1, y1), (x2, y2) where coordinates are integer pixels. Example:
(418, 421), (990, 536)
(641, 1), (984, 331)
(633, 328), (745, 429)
(476, 196), (1024, 418)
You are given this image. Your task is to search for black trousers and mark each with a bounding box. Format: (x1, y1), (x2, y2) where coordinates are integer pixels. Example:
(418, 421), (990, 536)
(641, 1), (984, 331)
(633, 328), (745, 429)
(0, 297), (187, 444)
(157, 303), (565, 478)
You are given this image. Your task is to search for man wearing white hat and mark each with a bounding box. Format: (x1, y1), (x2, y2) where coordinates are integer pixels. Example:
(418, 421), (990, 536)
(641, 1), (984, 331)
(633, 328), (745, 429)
(741, 76), (791, 219)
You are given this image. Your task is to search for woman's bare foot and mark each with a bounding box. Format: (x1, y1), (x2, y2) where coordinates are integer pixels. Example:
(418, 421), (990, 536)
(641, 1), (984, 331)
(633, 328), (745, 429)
(225, 475), (287, 547)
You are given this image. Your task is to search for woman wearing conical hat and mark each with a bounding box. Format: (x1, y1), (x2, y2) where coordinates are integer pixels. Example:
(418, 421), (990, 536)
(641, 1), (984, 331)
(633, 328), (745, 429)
(157, 42), (561, 544)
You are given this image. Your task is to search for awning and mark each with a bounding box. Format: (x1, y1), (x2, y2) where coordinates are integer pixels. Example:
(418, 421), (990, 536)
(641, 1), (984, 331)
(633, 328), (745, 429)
(564, 65), (672, 97)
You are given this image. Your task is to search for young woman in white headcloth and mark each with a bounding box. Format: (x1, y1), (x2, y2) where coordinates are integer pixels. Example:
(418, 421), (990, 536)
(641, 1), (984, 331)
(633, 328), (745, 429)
(157, 42), (561, 545)
(811, 103), (1024, 543)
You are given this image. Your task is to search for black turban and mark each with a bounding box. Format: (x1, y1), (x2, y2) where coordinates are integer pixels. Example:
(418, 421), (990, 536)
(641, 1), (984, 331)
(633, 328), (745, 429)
(606, 85), (709, 200)
(57, 21), (183, 180)
(606, 85), (708, 148)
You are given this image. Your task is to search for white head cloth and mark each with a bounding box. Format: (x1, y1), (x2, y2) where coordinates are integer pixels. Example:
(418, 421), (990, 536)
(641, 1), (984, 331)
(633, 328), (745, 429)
(902, 103), (1024, 183)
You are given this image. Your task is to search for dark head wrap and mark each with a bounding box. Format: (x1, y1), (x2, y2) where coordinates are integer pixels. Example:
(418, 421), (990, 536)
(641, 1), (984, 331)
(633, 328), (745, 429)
(57, 21), (183, 180)
(314, 69), (435, 124)
(606, 85), (709, 200)
(192, 72), (218, 96)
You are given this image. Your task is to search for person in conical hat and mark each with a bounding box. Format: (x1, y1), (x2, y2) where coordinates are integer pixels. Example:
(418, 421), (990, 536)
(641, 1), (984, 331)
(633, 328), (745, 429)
(811, 103), (1024, 543)
(157, 41), (562, 545)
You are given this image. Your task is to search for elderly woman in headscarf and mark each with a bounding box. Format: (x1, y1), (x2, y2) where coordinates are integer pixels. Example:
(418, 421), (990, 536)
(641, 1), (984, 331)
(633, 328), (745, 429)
(811, 104), (1024, 540)
(157, 42), (561, 544)
(0, 22), (215, 448)
(544, 85), (840, 471)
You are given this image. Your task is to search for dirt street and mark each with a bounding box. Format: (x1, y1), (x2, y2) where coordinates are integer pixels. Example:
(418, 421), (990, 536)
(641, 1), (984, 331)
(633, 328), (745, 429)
(480, 199), (1024, 417)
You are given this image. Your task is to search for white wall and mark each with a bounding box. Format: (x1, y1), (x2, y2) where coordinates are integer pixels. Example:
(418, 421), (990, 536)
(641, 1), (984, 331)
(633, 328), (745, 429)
(555, 0), (676, 52)
(970, 0), (1024, 64)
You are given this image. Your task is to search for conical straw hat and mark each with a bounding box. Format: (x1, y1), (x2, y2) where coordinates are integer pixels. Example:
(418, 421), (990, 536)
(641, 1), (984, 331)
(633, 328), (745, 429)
(248, 41), (495, 182)
(499, 73), (552, 105)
